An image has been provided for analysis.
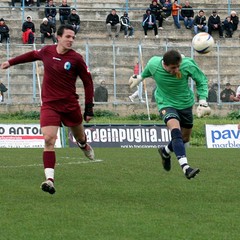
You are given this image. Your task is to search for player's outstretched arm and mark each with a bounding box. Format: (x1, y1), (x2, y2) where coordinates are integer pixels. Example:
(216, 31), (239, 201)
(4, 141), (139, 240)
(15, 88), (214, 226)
(1, 61), (10, 69)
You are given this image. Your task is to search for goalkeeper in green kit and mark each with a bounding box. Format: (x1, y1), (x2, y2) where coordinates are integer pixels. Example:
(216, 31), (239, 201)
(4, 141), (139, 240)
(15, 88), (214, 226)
(129, 49), (211, 179)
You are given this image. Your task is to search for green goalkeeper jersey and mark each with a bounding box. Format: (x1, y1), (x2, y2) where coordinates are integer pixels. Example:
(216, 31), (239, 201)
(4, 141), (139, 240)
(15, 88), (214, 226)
(141, 56), (208, 111)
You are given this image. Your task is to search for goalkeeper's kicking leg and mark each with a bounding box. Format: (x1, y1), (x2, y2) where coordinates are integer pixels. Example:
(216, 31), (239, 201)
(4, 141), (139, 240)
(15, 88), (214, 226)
(158, 107), (200, 179)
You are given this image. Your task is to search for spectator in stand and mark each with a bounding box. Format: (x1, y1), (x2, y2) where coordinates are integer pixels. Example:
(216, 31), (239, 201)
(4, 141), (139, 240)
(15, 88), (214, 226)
(11, 0), (39, 10)
(0, 82), (8, 102)
(149, 0), (164, 30)
(120, 12), (134, 38)
(193, 9), (208, 35)
(223, 16), (234, 38)
(142, 8), (159, 38)
(180, 0), (194, 29)
(236, 85), (240, 99)
(207, 83), (218, 103)
(106, 9), (121, 39)
(36, 0), (40, 7)
(230, 11), (239, 32)
(25, 0), (34, 8)
(11, 0), (22, 10)
(94, 80), (108, 102)
(0, 18), (10, 44)
(228, 85), (240, 102)
(208, 10), (223, 38)
(67, 8), (80, 34)
(59, 0), (71, 25)
(172, 0), (182, 29)
(161, 0), (172, 20)
(229, 86), (240, 102)
(129, 61), (144, 103)
(45, 0), (57, 26)
(40, 17), (57, 44)
(22, 15), (35, 44)
(220, 83), (236, 102)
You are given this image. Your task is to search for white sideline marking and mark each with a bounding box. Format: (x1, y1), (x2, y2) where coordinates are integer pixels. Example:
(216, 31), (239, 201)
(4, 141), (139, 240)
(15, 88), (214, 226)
(0, 159), (103, 169)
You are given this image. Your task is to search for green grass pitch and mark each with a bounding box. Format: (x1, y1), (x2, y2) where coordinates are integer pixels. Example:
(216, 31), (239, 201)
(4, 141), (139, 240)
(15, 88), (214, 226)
(0, 147), (239, 240)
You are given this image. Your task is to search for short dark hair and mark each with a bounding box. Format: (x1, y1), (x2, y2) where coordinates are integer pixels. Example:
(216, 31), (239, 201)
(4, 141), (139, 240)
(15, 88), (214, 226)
(57, 24), (75, 36)
(163, 50), (182, 66)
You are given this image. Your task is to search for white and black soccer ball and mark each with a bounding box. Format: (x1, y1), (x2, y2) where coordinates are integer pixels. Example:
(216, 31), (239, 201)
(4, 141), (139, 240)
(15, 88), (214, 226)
(192, 32), (215, 54)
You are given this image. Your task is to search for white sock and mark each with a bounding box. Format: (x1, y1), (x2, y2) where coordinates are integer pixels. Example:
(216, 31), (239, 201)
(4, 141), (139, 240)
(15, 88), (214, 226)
(182, 165), (190, 174)
(178, 157), (189, 173)
(44, 168), (54, 181)
(165, 145), (171, 154)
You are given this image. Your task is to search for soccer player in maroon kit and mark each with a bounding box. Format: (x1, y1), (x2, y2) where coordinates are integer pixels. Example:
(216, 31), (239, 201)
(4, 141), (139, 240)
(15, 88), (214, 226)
(1, 25), (94, 194)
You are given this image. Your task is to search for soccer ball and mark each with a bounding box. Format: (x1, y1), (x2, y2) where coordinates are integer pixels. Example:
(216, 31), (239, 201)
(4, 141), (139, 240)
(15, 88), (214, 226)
(192, 32), (215, 54)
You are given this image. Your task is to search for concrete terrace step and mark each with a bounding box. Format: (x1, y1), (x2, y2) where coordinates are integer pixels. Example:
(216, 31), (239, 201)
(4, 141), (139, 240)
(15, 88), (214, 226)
(0, 0), (238, 22)
(5, 22), (240, 46)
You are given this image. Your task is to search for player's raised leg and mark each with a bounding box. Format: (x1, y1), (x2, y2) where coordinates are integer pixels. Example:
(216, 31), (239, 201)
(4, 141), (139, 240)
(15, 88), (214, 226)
(169, 120), (199, 179)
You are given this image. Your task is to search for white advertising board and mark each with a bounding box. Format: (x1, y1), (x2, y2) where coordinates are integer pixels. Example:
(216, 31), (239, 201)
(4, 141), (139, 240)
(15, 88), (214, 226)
(205, 124), (240, 148)
(69, 124), (171, 148)
(0, 124), (62, 148)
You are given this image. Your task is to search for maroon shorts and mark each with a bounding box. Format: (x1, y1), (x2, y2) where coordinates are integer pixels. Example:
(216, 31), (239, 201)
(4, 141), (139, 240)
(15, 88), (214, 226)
(40, 100), (83, 127)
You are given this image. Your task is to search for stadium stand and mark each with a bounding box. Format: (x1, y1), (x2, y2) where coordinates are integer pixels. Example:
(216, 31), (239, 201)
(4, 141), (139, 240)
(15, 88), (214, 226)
(0, 0), (239, 116)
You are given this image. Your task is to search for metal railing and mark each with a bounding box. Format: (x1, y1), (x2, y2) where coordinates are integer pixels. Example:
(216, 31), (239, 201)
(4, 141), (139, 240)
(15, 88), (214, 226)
(1, 40), (240, 106)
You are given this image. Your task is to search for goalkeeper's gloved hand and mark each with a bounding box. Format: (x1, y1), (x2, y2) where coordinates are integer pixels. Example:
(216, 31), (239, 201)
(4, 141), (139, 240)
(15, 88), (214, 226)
(84, 103), (94, 122)
(129, 75), (143, 89)
(196, 100), (211, 118)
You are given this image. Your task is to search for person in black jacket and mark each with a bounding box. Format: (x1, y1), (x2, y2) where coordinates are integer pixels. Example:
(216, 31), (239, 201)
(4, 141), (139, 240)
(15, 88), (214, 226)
(59, 0), (71, 25)
(180, 1), (194, 29)
(106, 9), (121, 38)
(40, 17), (57, 44)
(94, 80), (108, 102)
(67, 8), (80, 34)
(22, 15), (35, 33)
(0, 18), (10, 43)
(220, 83), (236, 102)
(207, 83), (218, 103)
(22, 15), (35, 44)
(230, 11), (239, 32)
(208, 10), (223, 38)
(45, 0), (57, 26)
(149, 0), (164, 29)
(222, 16), (234, 38)
(142, 8), (158, 38)
(193, 9), (208, 34)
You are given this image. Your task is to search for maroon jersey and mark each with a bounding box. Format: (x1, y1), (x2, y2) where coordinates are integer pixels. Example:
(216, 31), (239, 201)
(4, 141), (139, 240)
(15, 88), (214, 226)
(9, 45), (94, 105)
